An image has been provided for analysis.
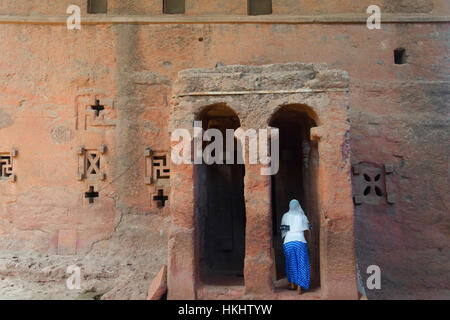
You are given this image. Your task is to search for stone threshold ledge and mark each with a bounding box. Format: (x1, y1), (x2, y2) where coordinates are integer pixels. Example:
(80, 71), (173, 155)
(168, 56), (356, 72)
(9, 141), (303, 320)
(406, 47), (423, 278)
(0, 13), (448, 25)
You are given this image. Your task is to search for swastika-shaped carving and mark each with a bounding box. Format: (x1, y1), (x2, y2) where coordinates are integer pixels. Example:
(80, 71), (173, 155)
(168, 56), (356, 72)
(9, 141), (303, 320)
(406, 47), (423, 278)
(0, 156), (12, 177)
(144, 149), (170, 185)
(145, 149), (170, 209)
(152, 155), (170, 180)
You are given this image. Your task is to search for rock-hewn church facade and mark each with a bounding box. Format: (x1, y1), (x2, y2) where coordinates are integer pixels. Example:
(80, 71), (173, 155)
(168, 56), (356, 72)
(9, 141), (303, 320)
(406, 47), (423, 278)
(0, 1), (448, 300)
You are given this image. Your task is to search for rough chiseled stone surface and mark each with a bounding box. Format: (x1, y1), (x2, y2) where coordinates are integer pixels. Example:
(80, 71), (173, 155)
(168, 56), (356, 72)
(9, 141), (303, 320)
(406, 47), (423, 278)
(146, 265), (167, 300)
(0, 0), (445, 15)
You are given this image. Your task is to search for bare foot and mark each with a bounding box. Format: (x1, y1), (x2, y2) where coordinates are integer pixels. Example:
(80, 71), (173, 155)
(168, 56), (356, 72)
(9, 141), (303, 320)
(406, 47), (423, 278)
(288, 283), (296, 290)
(297, 285), (302, 295)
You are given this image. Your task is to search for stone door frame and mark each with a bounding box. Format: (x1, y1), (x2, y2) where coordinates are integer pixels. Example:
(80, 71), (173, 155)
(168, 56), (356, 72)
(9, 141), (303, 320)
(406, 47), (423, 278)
(168, 63), (358, 299)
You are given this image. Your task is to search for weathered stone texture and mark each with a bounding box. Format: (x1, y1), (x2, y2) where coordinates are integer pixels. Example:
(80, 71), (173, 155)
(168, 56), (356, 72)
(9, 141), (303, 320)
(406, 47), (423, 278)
(0, 0), (448, 15)
(147, 265), (167, 300)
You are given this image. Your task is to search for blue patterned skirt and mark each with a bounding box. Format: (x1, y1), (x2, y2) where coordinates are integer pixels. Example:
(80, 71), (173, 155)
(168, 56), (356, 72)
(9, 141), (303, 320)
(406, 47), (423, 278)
(283, 241), (310, 289)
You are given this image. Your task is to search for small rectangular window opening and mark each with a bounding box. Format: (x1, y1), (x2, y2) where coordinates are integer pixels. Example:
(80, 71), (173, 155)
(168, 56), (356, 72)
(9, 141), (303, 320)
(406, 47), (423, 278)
(88, 0), (108, 14)
(394, 48), (406, 65)
(248, 0), (272, 16)
(163, 0), (185, 14)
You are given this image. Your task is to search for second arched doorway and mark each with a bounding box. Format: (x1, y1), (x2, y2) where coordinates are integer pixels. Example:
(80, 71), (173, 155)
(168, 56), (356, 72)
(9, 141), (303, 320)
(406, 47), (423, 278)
(269, 104), (321, 290)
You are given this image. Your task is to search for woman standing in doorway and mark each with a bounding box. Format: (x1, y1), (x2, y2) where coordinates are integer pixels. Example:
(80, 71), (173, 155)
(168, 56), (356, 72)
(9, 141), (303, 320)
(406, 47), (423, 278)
(281, 199), (310, 294)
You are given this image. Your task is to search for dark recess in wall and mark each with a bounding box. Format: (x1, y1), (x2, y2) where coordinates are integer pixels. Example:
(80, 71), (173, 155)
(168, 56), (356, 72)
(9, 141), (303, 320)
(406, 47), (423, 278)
(164, 0), (185, 14)
(394, 48), (407, 64)
(88, 0), (107, 14)
(248, 0), (272, 16)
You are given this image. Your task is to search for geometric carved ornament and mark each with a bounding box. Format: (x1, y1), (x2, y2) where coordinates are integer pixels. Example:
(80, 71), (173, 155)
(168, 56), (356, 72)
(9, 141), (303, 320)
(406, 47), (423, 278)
(0, 148), (18, 182)
(144, 148), (170, 208)
(144, 148), (170, 184)
(352, 163), (395, 205)
(77, 145), (107, 181)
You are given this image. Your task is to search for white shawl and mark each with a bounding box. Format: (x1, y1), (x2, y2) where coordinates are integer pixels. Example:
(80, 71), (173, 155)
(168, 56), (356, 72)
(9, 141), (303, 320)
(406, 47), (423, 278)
(281, 199), (309, 244)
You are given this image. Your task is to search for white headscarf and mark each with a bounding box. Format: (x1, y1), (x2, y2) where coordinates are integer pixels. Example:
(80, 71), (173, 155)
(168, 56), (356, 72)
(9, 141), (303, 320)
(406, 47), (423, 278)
(281, 199), (309, 241)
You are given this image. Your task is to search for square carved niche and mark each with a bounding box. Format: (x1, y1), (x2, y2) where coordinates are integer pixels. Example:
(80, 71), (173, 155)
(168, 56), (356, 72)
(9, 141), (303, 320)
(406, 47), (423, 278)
(352, 163), (395, 205)
(75, 96), (116, 131)
(77, 145), (107, 181)
(0, 149), (17, 182)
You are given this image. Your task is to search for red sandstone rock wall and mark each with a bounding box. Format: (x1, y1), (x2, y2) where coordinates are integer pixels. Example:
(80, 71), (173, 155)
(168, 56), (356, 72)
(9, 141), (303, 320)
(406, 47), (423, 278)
(0, 1), (448, 299)
(0, 0), (448, 15)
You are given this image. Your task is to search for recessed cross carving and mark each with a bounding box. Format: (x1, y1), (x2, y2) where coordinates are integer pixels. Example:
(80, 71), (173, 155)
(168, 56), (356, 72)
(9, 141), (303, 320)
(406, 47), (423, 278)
(91, 99), (105, 117)
(362, 173), (384, 197)
(153, 189), (168, 208)
(85, 186), (99, 204)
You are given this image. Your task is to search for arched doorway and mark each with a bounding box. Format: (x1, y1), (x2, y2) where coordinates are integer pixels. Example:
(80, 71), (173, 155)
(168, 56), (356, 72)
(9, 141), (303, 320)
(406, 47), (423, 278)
(269, 104), (320, 290)
(195, 103), (246, 286)
(169, 63), (357, 299)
